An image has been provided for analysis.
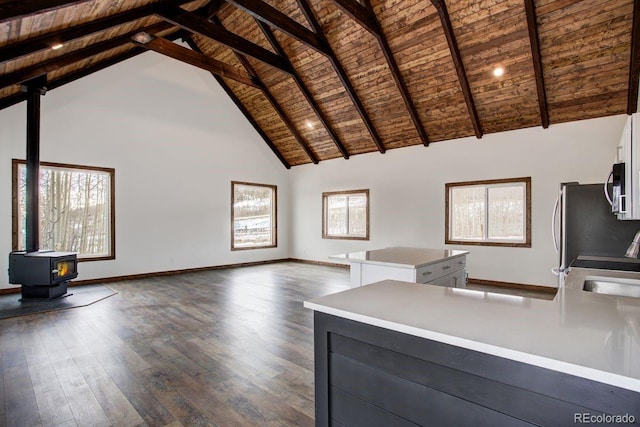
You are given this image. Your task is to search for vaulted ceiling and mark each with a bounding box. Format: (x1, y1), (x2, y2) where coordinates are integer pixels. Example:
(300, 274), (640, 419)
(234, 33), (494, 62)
(1, 0), (638, 168)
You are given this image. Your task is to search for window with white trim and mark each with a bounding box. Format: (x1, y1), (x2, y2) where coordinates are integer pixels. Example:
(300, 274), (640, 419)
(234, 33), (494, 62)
(446, 177), (531, 247)
(322, 189), (369, 240)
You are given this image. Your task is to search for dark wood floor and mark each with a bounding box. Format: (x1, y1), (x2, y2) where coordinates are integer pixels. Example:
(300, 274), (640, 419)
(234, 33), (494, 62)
(0, 262), (351, 427)
(0, 262), (555, 427)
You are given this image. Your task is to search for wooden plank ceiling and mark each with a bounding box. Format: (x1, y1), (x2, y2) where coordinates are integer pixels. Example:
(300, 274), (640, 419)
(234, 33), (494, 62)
(0, 0), (638, 168)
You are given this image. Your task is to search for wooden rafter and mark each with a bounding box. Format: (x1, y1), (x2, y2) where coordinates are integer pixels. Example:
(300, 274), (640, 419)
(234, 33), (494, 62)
(221, 0), (385, 153)
(155, 5), (292, 74)
(0, 0), (93, 24)
(330, 0), (377, 33)
(296, 0), (386, 153)
(0, 30), (184, 111)
(628, 0), (640, 114)
(332, 0), (430, 146)
(207, 0), (227, 19)
(211, 17), (318, 164)
(524, 0), (549, 128)
(0, 22), (174, 89)
(132, 34), (259, 88)
(226, 0), (328, 54)
(0, 0), (193, 65)
(430, 0), (483, 139)
(185, 37), (291, 169)
(256, 19), (350, 159)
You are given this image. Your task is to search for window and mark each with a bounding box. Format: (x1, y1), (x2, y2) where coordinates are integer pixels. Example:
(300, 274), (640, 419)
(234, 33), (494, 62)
(322, 189), (369, 240)
(12, 159), (115, 260)
(445, 177), (531, 247)
(232, 181), (277, 250)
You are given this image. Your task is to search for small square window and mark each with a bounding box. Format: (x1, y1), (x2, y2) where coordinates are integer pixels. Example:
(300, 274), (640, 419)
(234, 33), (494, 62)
(322, 190), (369, 240)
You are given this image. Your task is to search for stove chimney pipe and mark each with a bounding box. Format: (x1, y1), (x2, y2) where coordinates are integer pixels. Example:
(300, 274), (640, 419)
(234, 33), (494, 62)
(21, 75), (47, 253)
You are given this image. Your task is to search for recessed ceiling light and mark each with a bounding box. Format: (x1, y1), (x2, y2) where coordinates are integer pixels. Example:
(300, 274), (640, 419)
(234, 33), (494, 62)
(51, 43), (64, 50)
(306, 120), (314, 129)
(493, 67), (505, 77)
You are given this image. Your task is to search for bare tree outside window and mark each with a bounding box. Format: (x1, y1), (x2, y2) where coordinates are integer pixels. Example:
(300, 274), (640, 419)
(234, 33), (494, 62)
(323, 190), (369, 240)
(12, 160), (115, 260)
(231, 181), (277, 250)
(446, 178), (531, 247)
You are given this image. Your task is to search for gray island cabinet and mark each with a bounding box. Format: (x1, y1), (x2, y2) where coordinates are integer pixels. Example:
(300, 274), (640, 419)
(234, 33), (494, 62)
(304, 268), (640, 426)
(331, 247), (468, 288)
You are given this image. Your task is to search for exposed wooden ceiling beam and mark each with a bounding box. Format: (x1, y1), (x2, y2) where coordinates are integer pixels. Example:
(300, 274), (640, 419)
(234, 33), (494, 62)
(132, 33), (259, 88)
(211, 17), (318, 164)
(0, 22), (173, 90)
(0, 0), (193, 65)
(330, 0), (378, 35)
(628, 0), (640, 114)
(226, 0), (328, 54)
(296, 0), (386, 153)
(184, 36), (291, 169)
(0, 30), (184, 111)
(430, 0), (483, 139)
(524, 0), (549, 128)
(333, 0), (430, 146)
(156, 5), (293, 74)
(0, 0), (93, 24)
(256, 19), (350, 159)
(207, 0), (227, 19)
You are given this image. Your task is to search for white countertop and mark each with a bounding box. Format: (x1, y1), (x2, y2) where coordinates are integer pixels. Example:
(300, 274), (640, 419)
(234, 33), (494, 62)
(304, 267), (640, 392)
(330, 246), (469, 268)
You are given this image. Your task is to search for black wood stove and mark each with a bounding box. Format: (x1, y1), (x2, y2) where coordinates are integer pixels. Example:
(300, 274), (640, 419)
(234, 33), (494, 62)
(9, 251), (78, 300)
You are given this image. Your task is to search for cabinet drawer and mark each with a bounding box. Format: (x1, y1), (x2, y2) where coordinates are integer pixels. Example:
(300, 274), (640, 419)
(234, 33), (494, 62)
(450, 256), (466, 271)
(415, 256), (466, 284)
(429, 270), (467, 288)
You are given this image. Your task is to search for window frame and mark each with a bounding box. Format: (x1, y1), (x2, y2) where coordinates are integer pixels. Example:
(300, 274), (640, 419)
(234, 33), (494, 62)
(231, 181), (277, 251)
(322, 189), (370, 240)
(11, 159), (116, 261)
(445, 177), (531, 248)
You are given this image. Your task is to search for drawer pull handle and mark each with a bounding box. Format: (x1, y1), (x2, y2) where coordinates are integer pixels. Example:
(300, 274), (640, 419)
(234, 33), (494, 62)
(422, 271), (432, 276)
(458, 261), (464, 265)
(442, 266), (451, 270)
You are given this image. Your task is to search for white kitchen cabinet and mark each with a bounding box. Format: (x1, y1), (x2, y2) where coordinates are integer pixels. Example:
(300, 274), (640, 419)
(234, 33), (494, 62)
(332, 247), (468, 288)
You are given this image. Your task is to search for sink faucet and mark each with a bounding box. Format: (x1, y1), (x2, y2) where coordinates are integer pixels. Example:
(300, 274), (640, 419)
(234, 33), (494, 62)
(625, 230), (640, 258)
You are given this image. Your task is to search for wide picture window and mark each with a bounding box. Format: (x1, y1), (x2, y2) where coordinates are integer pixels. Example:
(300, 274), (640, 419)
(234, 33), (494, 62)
(12, 160), (115, 260)
(322, 189), (369, 240)
(232, 181), (277, 250)
(446, 177), (531, 247)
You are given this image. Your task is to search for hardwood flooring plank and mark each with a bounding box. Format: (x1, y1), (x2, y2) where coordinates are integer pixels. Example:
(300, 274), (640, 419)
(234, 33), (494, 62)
(71, 354), (144, 427)
(51, 357), (111, 427)
(97, 361), (179, 427)
(3, 365), (40, 427)
(28, 361), (75, 427)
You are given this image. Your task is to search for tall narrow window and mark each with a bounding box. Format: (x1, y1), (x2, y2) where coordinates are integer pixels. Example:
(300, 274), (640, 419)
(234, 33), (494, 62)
(446, 177), (531, 247)
(12, 159), (115, 260)
(232, 181), (277, 250)
(322, 190), (369, 240)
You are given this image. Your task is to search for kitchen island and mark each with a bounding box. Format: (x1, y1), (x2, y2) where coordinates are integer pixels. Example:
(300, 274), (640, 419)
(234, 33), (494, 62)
(304, 268), (640, 426)
(331, 246), (468, 287)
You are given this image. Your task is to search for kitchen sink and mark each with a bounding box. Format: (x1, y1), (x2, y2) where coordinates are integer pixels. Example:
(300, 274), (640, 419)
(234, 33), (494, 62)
(583, 277), (640, 299)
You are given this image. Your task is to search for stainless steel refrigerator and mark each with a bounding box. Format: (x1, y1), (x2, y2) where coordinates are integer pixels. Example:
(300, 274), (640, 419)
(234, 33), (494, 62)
(552, 182), (640, 279)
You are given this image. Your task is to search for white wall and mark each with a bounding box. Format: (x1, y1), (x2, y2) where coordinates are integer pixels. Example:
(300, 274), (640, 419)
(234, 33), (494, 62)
(0, 50), (289, 289)
(289, 116), (627, 287)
